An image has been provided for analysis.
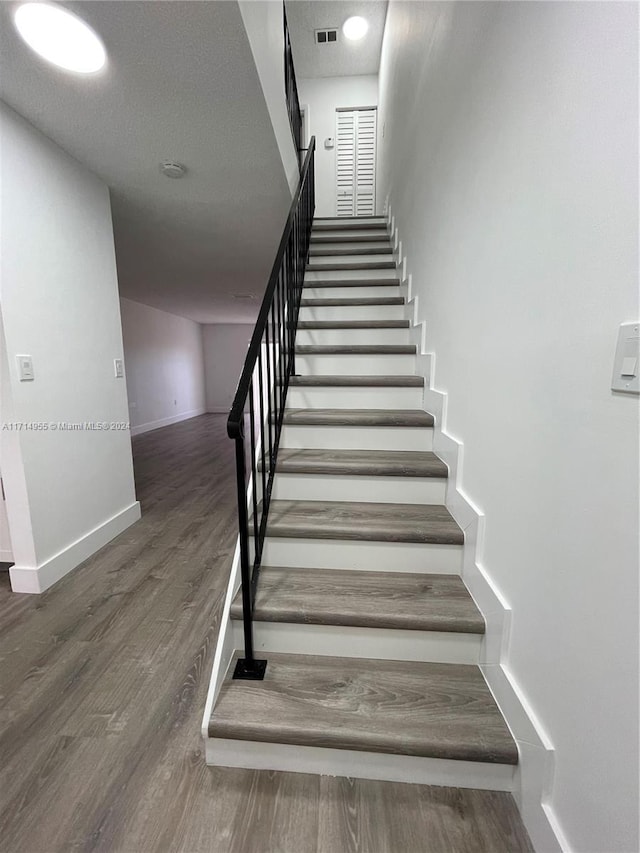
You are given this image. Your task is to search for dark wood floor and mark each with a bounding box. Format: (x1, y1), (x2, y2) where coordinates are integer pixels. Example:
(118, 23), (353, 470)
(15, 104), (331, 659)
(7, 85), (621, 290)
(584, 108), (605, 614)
(0, 414), (533, 852)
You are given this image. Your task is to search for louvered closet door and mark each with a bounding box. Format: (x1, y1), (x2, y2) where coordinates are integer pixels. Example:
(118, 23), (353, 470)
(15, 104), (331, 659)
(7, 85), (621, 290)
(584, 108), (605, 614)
(336, 108), (377, 217)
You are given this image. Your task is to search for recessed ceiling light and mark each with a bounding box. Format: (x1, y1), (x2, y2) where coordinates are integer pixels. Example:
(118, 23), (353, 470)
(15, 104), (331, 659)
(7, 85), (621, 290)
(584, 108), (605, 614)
(342, 16), (368, 41)
(14, 2), (106, 74)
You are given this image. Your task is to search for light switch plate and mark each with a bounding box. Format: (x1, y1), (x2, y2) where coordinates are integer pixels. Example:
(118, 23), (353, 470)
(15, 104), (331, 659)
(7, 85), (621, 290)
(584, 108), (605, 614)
(16, 355), (34, 381)
(612, 323), (640, 394)
(114, 358), (124, 379)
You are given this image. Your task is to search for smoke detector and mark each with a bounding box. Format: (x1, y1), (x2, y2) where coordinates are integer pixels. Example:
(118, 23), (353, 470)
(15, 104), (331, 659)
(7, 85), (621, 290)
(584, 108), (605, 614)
(160, 160), (186, 179)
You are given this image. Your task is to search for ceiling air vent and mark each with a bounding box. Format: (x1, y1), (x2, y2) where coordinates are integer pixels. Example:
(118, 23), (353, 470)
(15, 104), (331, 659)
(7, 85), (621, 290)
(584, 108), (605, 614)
(315, 28), (338, 44)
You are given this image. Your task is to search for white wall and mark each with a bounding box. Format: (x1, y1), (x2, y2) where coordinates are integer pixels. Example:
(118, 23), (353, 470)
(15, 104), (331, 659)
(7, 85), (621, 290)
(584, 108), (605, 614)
(298, 76), (378, 217)
(238, 0), (299, 195)
(378, 3), (639, 851)
(0, 319), (14, 563)
(202, 325), (253, 413)
(120, 298), (206, 436)
(0, 103), (140, 593)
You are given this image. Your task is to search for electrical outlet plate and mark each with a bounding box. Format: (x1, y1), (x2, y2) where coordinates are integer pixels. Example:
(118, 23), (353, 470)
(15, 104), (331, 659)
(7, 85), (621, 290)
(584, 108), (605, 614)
(612, 322), (640, 394)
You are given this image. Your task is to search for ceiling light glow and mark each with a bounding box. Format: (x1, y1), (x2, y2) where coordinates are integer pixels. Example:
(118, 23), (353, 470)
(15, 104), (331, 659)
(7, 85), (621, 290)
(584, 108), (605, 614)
(342, 16), (368, 41)
(14, 2), (106, 74)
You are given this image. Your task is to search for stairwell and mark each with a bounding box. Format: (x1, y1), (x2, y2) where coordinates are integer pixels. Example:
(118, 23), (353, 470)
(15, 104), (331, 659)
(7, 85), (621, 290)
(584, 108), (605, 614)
(205, 215), (519, 791)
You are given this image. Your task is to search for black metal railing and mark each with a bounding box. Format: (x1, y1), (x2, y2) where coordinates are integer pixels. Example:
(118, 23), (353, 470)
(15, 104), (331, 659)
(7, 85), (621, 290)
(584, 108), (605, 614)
(227, 138), (315, 680)
(284, 3), (302, 160)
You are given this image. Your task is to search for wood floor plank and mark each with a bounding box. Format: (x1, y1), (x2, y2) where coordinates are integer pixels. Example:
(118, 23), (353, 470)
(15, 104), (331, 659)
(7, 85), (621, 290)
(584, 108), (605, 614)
(0, 414), (532, 852)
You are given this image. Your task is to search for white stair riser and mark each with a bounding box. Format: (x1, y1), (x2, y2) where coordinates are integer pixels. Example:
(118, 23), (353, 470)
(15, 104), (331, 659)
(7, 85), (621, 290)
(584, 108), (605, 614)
(233, 620), (481, 666)
(271, 472), (446, 505)
(296, 354), (416, 376)
(280, 424), (434, 452)
(260, 537), (463, 574)
(304, 269), (399, 284)
(299, 305), (405, 322)
(205, 739), (515, 792)
(296, 327), (410, 346)
(303, 285), (401, 300)
(286, 386), (423, 410)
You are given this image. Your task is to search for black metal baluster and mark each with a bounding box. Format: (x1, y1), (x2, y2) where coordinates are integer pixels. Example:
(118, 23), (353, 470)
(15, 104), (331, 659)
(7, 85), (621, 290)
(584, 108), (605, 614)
(258, 350), (267, 511)
(248, 379), (259, 561)
(228, 138), (315, 680)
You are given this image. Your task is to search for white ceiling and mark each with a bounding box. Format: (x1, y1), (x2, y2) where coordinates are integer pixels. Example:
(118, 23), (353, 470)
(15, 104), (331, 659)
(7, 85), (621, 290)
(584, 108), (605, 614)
(0, 1), (293, 323)
(287, 0), (388, 79)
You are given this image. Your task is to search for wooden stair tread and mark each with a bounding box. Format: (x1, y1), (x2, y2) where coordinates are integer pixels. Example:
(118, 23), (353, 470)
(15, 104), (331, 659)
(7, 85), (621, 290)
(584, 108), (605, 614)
(307, 259), (397, 271)
(311, 230), (390, 242)
(289, 375), (423, 387)
(265, 500), (464, 545)
(300, 296), (404, 307)
(297, 319), (409, 329)
(295, 345), (416, 355)
(282, 408), (434, 427)
(274, 448), (447, 478)
(230, 567), (484, 633)
(309, 244), (392, 256)
(209, 652), (518, 764)
(313, 219), (387, 231)
(303, 277), (400, 287)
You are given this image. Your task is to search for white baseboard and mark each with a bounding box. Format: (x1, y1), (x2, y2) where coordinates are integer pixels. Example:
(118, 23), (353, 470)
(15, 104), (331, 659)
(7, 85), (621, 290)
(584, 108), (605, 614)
(130, 408), (206, 436)
(390, 206), (566, 853)
(0, 549), (13, 563)
(206, 407), (231, 414)
(9, 501), (141, 594)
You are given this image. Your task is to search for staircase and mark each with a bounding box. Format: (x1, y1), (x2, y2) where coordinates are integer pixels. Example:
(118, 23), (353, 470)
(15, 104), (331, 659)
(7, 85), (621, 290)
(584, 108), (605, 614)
(206, 216), (518, 790)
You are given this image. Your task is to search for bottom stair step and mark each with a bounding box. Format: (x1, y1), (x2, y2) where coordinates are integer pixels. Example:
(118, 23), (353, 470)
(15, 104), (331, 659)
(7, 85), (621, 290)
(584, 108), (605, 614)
(208, 653), (518, 765)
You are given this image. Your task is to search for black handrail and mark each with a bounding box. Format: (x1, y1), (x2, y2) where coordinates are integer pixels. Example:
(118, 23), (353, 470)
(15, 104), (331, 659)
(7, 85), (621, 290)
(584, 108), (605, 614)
(284, 3), (302, 159)
(227, 138), (315, 680)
